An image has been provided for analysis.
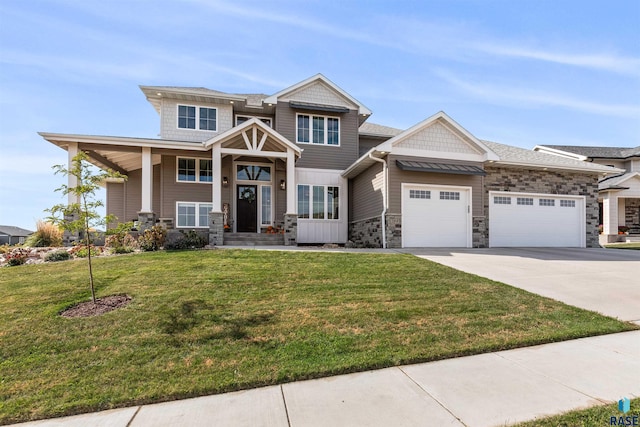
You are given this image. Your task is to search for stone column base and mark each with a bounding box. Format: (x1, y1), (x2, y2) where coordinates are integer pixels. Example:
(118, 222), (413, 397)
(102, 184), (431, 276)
(208, 211), (225, 246)
(137, 212), (157, 232)
(283, 214), (297, 246)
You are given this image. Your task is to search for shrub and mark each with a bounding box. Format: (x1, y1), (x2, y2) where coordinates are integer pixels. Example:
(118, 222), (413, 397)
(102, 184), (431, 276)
(138, 225), (166, 252)
(70, 245), (101, 258)
(0, 244), (10, 254)
(5, 249), (29, 266)
(45, 249), (71, 262)
(165, 230), (208, 250)
(24, 220), (63, 247)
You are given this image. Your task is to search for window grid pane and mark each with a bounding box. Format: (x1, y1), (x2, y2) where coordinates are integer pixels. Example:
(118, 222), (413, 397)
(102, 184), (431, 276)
(312, 116), (324, 144)
(261, 186), (271, 225)
(560, 200), (576, 207)
(494, 196), (511, 204)
(199, 159), (212, 182)
(539, 199), (555, 206)
(297, 115), (310, 143)
(178, 158), (196, 181)
(177, 204), (196, 227)
(199, 204), (212, 227)
(178, 105), (196, 129)
(409, 189), (431, 199)
(517, 197), (533, 205)
(327, 187), (339, 219)
(312, 186), (325, 219)
(298, 185), (310, 219)
(327, 118), (339, 145)
(440, 191), (460, 200)
(199, 108), (217, 131)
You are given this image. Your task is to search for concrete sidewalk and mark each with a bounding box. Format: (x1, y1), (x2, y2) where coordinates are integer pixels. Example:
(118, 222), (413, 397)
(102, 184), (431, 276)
(13, 330), (640, 427)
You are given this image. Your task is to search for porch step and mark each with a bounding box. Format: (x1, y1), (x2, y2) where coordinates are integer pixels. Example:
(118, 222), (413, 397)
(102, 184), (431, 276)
(623, 235), (640, 243)
(223, 232), (284, 246)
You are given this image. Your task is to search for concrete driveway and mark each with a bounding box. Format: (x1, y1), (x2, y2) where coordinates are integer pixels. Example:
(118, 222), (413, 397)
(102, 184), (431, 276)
(403, 248), (640, 323)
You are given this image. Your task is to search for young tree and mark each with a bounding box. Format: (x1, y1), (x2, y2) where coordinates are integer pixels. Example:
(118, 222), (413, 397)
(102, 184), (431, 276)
(47, 151), (126, 303)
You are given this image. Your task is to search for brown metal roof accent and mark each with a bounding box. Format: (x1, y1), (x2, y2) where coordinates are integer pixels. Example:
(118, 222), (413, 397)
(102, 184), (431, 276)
(396, 159), (486, 176)
(288, 101), (350, 113)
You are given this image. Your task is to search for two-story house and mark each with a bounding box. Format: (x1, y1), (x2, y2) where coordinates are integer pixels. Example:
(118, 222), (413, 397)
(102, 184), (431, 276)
(40, 74), (621, 248)
(534, 145), (640, 243)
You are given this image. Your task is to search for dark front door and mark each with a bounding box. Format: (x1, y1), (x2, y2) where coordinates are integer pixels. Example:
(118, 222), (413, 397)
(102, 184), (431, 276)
(237, 185), (257, 232)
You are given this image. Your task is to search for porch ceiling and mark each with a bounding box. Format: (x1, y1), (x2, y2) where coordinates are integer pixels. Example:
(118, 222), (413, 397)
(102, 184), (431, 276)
(87, 150), (161, 173)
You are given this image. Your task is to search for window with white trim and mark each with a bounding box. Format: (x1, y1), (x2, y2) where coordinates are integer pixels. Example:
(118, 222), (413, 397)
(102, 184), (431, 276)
(539, 199), (555, 206)
(177, 157), (212, 183)
(517, 197), (534, 205)
(494, 196), (511, 204)
(409, 189), (431, 199)
(178, 105), (217, 131)
(177, 202), (212, 228)
(297, 185), (339, 220)
(296, 114), (340, 145)
(440, 191), (460, 200)
(560, 200), (576, 207)
(236, 115), (272, 127)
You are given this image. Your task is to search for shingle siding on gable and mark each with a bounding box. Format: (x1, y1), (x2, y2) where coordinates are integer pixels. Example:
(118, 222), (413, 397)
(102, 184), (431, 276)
(483, 166), (600, 248)
(159, 99), (233, 142)
(274, 103), (360, 170)
(281, 81), (357, 109)
(396, 122), (480, 154)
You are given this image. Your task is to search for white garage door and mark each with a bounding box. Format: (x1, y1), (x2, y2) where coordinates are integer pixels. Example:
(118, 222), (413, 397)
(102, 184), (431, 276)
(489, 192), (585, 247)
(402, 184), (471, 248)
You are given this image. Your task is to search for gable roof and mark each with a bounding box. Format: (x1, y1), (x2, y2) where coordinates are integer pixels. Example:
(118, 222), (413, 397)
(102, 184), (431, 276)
(484, 141), (624, 174)
(263, 73), (372, 116)
(534, 145), (640, 160)
(359, 122), (403, 138)
(599, 171), (640, 190)
(0, 225), (33, 237)
(376, 111), (500, 161)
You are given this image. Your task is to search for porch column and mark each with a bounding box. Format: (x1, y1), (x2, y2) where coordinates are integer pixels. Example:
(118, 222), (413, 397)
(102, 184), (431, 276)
(602, 192), (619, 241)
(212, 144), (222, 212)
(286, 149), (296, 214)
(141, 147), (153, 212)
(67, 142), (80, 205)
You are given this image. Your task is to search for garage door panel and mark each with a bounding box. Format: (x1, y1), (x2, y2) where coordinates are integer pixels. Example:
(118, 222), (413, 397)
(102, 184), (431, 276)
(402, 185), (470, 248)
(489, 193), (584, 247)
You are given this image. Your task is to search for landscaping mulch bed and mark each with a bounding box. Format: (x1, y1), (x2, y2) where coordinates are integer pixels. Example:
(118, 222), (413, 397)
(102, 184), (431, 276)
(60, 294), (131, 318)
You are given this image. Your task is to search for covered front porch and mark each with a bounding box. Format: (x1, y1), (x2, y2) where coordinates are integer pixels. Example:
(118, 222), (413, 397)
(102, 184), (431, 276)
(599, 172), (640, 243)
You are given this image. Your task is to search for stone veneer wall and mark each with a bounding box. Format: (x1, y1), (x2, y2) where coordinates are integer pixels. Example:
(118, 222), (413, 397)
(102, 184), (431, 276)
(349, 214), (402, 248)
(208, 212), (224, 246)
(625, 199), (640, 226)
(484, 166), (600, 248)
(283, 214), (297, 246)
(472, 216), (487, 248)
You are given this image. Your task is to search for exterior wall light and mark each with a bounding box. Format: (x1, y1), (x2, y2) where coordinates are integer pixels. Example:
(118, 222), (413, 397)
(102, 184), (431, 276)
(222, 177), (229, 187)
(280, 179), (286, 191)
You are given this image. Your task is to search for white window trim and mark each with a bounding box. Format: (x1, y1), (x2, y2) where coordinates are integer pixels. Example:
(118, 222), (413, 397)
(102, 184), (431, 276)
(296, 184), (341, 221)
(235, 115), (273, 127)
(176, 156), (213, 184)
(176, 104), (218, 132)
(176, 201), (213, 228)
(295, 113), (340, 146)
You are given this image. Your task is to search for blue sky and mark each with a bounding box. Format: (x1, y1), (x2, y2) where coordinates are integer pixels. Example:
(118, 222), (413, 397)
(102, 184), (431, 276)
(1, 0), (638, 231)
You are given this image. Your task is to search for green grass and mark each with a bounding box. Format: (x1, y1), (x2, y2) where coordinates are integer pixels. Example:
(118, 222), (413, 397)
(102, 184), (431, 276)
(0, 250), (635, 424)
(604, 242), (640, 250)
(515, 398), (640, 426)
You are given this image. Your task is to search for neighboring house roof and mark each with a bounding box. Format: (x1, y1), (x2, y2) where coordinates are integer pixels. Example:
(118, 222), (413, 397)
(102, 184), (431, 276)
(359, 122), (403, 138)
(534, 145), (640, 160)
(483, 140), (623, 174)
(0, 225), (33, 237)
(598, 171), (640, 191)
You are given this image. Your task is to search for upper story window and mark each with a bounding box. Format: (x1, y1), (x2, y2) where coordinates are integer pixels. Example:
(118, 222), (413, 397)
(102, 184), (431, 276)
(296, 114), (340, 146)
(178, 105), (217, 131)
(236, 115), (272, 127)
(177, 157), (212, 183)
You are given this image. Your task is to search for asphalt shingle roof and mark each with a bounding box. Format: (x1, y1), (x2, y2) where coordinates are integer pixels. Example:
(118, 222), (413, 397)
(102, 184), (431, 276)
(359, 122), (403, 137)
(0, 225), (33, 236)
(539, 145), (640, 159)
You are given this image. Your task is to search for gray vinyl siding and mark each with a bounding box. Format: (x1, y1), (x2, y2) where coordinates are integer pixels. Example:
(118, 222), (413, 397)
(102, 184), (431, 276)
(275, 103), (359, 170)
(106, 182), (125, 227)
(350, 162), (384, 221)
(358, 136), (386, 157)
(275, 160), (287, 223)
(387, 155), (484, 216)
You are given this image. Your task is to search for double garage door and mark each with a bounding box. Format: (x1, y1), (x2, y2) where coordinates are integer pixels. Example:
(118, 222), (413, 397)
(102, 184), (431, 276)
(401, 185), (585, 248)
(489, 191), (585, 247)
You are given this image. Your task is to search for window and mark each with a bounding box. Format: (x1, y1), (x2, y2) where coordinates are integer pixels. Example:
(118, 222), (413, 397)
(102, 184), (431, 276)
(539, 199), (555, 206)
(297, 185), (339, 220)
(178, 105), (217, 131)
(261, 186), (272, 225)
(560, 200), (576, 207)
(494, 196), (511, 204)
(517, 197), (534, 206)
(178, 105), (196, 129)
(236, 165), (271, 181)
(297, 114), (340, 145)
(236, 116), (272, 127)
(440, 191), (460, 200)
(199, 108), (217, 131)
(177, 157), (212, 183)
(177, 202), (212, 228)
(410, 189), (431, 199)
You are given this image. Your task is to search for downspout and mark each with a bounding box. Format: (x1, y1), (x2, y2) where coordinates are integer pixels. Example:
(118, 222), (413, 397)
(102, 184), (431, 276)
(369, 152), (388, 249)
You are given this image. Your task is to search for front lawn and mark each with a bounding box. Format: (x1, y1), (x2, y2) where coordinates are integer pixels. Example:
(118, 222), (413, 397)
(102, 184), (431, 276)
(515, 398), (640, 426)
(0, 250), (635, 424)
(604, 242), (640, 250)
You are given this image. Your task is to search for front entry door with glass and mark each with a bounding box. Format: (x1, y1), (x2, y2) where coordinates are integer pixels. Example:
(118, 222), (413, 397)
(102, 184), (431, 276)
(236, 185), (258, 232)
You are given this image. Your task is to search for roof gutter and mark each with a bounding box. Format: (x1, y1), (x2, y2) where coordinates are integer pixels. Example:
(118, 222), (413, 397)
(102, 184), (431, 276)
(368, 152), (388, 249)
